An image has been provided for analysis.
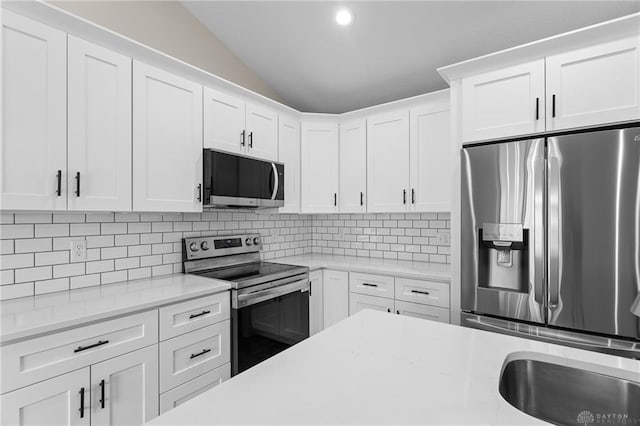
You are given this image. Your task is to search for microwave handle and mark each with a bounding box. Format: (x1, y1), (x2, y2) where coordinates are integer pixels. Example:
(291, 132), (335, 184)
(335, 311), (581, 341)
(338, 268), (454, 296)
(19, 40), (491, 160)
(270, 163), (278, 200)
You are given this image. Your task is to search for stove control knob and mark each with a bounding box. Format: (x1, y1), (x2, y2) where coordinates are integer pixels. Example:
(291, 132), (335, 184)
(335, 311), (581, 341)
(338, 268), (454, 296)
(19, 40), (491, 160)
(253, 237), (261, 246)
(245, 238), (253, 246)
(189, 242), (199, 252)
(200, 241), (209, 251)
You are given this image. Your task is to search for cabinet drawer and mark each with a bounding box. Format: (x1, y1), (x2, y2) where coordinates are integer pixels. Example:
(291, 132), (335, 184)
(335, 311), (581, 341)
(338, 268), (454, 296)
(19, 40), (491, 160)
(159, 292), (230, 341)
(159, 320), (230, 393)
(159, 363), (230, 414)
(349, 293), (394, 316)
(349, 272), (394, 299)
(394, 278), (450, 308)
(1, 310), (158, 394)
(395, 300), (449, 323)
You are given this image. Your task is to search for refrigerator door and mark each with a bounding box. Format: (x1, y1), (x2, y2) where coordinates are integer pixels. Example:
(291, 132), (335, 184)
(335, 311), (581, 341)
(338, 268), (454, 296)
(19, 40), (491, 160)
(461, 139), (545, 323)
(548, 126), (640, 339)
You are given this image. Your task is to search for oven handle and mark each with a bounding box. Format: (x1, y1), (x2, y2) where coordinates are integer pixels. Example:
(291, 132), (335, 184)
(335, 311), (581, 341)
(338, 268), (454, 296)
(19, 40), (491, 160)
(234, 278), (309, 309)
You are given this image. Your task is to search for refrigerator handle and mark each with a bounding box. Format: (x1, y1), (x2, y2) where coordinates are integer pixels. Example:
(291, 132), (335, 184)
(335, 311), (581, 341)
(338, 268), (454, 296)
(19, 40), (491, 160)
(548, 149), (561, 309)
(533, 142), (545, 305)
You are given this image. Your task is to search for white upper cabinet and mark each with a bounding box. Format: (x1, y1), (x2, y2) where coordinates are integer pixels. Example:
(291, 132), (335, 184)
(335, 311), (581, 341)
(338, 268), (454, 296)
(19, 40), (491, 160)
(278, 115), (301, 213)
(246, 102), (278, 161)
(546, 37), (640, 131)
(366, 110), (410, 213)
(409, 99), (451, 212)
(339, 119), (367, 213)
(461, 59), (545, 143)
(203, 87), (246, 155)
(1, 11), (67, 210)
(133, 61), (202, 212)
(67, 36), (132, 212)
(301, 121), (339, 213)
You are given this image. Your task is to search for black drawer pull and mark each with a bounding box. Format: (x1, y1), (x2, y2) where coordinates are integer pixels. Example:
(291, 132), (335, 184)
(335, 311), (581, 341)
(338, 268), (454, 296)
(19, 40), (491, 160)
(360, 191), (364, 206)
(75, 172), (81, 197)
(79, 387), (85, 418)
(74, 339), (109, 353)
(403, 189), (407, 204)
(411, 289), (430, 295)
(189, 310), (211, 319)
(411, 188), (415, 204)
(362, 283), (378, 287)
(190, 348), (211, 359)
(56, 170), (62, 196)
(99, 379), (105, 409)
(535, 97), (540, 120)
(552, 94), (556, 118)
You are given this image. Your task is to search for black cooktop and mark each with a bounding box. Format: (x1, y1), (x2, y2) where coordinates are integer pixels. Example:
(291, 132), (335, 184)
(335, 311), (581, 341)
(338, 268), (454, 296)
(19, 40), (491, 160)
(195, 262), (306, 288)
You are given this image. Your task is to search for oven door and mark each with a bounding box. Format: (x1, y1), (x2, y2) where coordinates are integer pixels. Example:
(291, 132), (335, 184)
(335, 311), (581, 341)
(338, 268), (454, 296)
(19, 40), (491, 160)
(231, 276), (309, 375)
(203, 149), (284, 208)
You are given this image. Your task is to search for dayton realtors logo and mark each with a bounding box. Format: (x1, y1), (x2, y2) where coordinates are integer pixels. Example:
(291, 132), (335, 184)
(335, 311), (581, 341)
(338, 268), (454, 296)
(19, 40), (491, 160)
(577, 410), (640, 425)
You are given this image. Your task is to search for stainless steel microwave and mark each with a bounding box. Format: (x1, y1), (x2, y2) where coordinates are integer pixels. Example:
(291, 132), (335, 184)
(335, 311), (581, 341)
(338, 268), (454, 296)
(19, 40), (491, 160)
(203, 149), (284, 209)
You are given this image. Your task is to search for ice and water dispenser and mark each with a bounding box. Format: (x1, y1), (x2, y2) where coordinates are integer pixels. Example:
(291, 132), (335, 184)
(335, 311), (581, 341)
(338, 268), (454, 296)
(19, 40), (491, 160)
(477, 223), (529, 292)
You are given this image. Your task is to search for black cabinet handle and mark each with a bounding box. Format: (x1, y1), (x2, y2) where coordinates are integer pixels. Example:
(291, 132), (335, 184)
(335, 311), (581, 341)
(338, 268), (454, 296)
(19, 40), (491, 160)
(56, 170), (62, 196)
(334, 193), (337, 206)
(190, 348), (211, 359)
(248, 131), (253, 148)
(396, 310), (400, 315)
(189, 310), (210, 319)
(403, 189), (407, 205)
(387, 308), (391, 313)
(552, 94), (556, 118)
(411, 289), (430, 295)
(411, 188), (415, 204)
(74, 340), (109, 353)
(360, 191), (364, 206)
(362, 283), (378, 287)
(99, 379), (105, 409)
(241, 130), (246, 147)
(535, 97), (539, 120)
(309, 282), (312, 297)
(79, 387), (85, 418)
(197, 184), (202, 202)
(75, 172), (80, 197)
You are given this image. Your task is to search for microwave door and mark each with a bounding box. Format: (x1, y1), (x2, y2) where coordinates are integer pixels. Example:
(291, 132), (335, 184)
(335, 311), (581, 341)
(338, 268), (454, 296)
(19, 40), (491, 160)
(461, 139), (545, 324)
(547, 127), (640, 340)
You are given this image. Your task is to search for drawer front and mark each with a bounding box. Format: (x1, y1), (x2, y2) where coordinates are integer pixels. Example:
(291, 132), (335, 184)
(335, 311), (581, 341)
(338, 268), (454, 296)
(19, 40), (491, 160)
(1, 310), (158, 394)
(159, 363), (230, 414)
(159, 292), (230, 341)
(349, 292), (394, 316)
(159, 320), (230, 393)
(394, 278), (450, 308)
(349, 272), (394, 299)
(395, 300), (450, 323)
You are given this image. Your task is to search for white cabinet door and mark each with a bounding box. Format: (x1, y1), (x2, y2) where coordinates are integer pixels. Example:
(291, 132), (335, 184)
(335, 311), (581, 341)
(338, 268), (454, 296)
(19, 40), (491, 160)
(461, 60), (545, 142)
(546, 37), (640, 131)
(159, 364), (230, 415)
(1, 11), (67, 210)
(132, 61), (202, 212)
(203, 87), (246, 154)
(339, 119), (367, 213)
(246, 102), (278, 161)
(394, 300), (449, 323)
(0, 367), (90, 426)
(322, 270), (349, 328)
(349, 293), (394, 315)
(91, 345), (158, 426)
(67, 36), (132, 212)
(278, 115), (301, 213)
(301, 121), (339, 213)
(366, 110), (410, 213)
(308, 270), (324, 335)
(409, 100), (451, 212)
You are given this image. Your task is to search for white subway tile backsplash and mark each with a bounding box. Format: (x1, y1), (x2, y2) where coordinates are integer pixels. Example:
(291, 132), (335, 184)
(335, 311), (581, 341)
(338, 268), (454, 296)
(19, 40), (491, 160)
(101, 246), (127, 260)
(128, 267), (151, 281)
(15, 213), (52, 224)
(1, 270), (14, 285)
(101, 223), (127, 234)
(1, 240), (13, 255)
(0, 281), (33, 299)
(86, 235), (114, 248)
(1, 253), (34, 270)
(0, 224), (34, 239)
(70, 223), (100, 236)
(35, 277), (69, 295)
(15, 238), (52, 254)
(15, 266), (52, 283)
(86, 259), (114, 274)
(53, 262), (85, 278)
(35, 224), (69, 238)
(35, 251), (69, 266)
(70, 274), (100, 289)
(101, 270), (127, 284)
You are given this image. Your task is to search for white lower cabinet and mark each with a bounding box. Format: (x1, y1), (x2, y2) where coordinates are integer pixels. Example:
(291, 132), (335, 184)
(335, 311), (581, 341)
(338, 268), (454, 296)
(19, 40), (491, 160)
(322, 270), (349, 328)
(90, 346), (158, 426)
(349, 293), (394, 315)
(159, 363), (230, 414)
(308, 270), (324, 335)
(1, 368), (90, 426)
(394, 300), (449, 323)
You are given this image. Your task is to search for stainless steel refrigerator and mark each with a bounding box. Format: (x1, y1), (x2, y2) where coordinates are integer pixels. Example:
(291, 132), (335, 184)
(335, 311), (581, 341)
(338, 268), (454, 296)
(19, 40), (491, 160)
(461, 126), (640, 358)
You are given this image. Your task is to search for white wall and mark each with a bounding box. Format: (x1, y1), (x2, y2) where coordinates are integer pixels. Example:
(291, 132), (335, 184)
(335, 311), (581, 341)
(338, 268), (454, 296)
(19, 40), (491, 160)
(49, 0), (283, 103)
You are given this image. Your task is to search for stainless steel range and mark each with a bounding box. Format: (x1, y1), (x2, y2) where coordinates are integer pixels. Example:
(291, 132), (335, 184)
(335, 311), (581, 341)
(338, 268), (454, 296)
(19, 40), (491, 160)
(183, 234), (310, 375)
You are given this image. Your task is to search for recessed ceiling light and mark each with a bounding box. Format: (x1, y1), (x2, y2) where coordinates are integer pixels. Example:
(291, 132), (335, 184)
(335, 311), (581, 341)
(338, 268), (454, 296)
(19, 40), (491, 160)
(335, 8), (354, 26)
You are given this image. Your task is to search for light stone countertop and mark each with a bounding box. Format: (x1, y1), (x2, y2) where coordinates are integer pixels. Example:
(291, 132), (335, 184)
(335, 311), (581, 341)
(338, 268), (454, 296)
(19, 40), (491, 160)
(148, 309), (640, 426)
(0, 274), (230, 344)
(274, 253), (451, 282)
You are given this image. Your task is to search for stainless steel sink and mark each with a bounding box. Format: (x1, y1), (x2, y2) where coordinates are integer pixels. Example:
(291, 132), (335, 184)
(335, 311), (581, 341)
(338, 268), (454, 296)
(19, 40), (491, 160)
(499, 356), (640, 426)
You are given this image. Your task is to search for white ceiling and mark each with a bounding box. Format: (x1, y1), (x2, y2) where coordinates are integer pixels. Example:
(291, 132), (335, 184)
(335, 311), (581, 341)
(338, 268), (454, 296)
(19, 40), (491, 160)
(181, 1), (640, 114)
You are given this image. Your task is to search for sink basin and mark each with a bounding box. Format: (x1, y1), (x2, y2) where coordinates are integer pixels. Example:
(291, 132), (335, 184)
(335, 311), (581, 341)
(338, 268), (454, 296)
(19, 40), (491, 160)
(499, 355), (640, 426)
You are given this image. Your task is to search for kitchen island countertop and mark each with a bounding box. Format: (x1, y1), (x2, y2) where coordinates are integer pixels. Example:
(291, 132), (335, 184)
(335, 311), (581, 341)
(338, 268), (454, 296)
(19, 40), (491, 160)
(148, 309), (640, 425)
